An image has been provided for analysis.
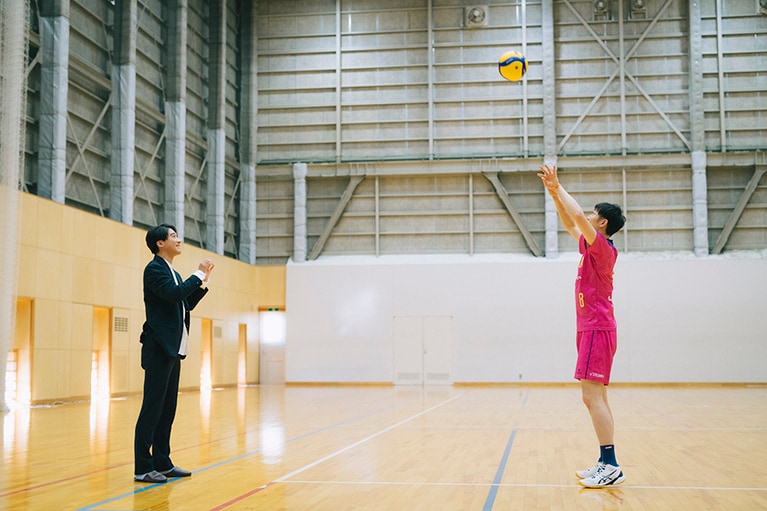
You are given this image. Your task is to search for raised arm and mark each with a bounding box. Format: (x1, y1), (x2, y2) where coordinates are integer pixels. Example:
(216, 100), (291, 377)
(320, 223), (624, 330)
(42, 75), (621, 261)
(537, 164), (597, 245)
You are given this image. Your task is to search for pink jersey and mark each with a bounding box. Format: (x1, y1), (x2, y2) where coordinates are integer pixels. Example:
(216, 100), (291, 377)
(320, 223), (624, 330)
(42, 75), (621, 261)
(575, 233), (618, 331)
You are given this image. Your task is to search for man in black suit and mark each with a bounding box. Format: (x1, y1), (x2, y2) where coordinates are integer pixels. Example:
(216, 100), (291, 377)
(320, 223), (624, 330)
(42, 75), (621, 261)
(134, 224), (214, 483)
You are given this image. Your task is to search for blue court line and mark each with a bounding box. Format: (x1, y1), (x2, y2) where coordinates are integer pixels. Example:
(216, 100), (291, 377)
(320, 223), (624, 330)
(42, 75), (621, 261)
(482, 429), (517, 511)
(483, 390), (526, 511)
(76, 395), (425, 511)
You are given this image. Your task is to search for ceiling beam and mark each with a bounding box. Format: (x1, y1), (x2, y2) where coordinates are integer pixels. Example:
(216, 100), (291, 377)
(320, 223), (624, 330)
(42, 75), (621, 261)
(712, 165), (766, 254)
(308, 175), (366, 260)
(482, 172), (543, 257)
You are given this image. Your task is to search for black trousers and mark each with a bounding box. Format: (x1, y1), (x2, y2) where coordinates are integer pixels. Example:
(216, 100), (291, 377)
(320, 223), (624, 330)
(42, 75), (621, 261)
(134, 343), (181, 475)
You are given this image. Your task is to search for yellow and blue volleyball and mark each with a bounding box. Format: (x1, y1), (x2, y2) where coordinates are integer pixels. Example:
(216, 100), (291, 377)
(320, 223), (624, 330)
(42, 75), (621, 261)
(498, 51), (527, 82)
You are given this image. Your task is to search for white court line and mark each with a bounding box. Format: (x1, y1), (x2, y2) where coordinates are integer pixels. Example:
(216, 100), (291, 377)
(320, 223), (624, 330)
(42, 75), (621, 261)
(399, 424), (767, 432)
(274, 392), (465, 484)
(285, 480), (767, 492)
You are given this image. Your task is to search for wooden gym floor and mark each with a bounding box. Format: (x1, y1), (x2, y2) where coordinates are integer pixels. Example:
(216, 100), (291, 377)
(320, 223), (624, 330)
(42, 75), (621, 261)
(1, 384), (766, 510)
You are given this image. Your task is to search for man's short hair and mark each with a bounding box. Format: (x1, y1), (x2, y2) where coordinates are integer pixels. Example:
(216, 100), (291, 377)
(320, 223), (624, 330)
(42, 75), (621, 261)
(595, 203), (626, 236)
(145, 224), (176, 254)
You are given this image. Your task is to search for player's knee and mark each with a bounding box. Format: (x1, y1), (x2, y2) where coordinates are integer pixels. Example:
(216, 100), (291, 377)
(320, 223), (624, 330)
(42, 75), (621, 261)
(581, 384), (602, 409)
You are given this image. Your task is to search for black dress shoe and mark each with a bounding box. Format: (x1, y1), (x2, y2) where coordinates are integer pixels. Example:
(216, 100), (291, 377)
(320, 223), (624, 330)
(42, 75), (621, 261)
(135, 470), (168, 483)
(162, 466), (192, 478)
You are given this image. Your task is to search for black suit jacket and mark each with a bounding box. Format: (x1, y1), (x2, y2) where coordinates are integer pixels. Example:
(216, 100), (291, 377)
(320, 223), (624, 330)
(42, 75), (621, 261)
(140, 255), (209, 359)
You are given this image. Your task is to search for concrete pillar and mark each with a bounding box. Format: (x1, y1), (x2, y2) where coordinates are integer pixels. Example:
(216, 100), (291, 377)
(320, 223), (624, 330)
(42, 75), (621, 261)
(239, 163), (257, 263)
(206, 128), (225, 254)
(689, 0), (708, 256)
(110, 0), (137, 225)
(205, 0), (226, 254)
(164, 0), (187, 235)
(38, 0), (70, 203)
(0, 0), (28, 412)
(541, 0), (558, 258)
(238, 1), (258, 263)
(293, 163), (308, 263)
(692, 151), (709, 256)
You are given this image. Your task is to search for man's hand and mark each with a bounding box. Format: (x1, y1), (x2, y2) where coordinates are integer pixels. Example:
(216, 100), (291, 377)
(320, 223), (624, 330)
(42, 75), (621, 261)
(537, 163), (560, 194)
(198, 258), (214, 272)
(198, 259), (215, 276)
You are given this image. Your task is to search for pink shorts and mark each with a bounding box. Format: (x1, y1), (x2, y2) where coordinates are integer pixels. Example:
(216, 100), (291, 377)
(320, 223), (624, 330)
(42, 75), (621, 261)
(574, 330), (617, 385)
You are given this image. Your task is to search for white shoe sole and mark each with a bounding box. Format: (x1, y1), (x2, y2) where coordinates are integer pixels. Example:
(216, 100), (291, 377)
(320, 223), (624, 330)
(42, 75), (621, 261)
(579, 474), (625, 488)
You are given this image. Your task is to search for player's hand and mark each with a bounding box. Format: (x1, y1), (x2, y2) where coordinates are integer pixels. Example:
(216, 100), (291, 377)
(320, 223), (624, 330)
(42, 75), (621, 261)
(537, 163), (561, 192)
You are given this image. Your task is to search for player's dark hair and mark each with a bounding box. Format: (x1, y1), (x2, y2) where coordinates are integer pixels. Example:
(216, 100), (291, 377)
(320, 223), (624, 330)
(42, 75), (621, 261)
(146, 224), (176, 254)
(595, 203), (625, 236)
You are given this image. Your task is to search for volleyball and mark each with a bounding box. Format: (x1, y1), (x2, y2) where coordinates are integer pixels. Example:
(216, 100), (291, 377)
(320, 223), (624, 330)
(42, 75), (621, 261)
(498, 51), (527, 82)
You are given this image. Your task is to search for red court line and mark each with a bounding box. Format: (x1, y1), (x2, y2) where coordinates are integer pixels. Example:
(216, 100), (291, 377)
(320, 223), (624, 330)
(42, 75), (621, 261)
(0, 464), (127, 498)
(209, 481), (279, 511)
(0, 428), (245, 498)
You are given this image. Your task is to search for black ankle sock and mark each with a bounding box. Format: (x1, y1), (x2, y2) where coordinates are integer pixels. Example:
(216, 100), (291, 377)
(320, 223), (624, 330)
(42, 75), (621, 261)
(600, 444), (617, 466)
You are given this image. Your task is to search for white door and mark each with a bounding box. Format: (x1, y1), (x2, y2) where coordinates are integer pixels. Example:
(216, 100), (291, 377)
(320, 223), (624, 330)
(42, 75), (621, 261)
(261, 356), (284, 385)
(259, 310), (286, 384)
(423, 316), (453, 385)
(393, 316), (424, 385)
(393, 316), (453, 386)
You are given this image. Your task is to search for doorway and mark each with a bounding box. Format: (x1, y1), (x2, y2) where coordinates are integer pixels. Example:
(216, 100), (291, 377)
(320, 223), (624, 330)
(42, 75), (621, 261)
(259, 309), (286, 384)
(393, 316), (453, 385)
(6, 298), (32, 406)
(91, 307), (111, 400)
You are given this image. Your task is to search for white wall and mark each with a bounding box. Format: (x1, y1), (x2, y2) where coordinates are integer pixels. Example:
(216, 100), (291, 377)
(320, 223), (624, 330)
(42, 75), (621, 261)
(285, 253), (767, 384)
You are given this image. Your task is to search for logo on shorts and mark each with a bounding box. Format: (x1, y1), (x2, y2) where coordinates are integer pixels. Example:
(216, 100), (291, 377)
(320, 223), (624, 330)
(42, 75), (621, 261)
(589, 371), (605, 379)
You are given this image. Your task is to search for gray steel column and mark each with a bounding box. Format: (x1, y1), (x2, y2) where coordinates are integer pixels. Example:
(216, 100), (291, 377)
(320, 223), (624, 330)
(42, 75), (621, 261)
(689, 1), (709, 256)
(164, 0), (187, 235)
(541, 0), (558, 258)
(238, 1), (258, 264)
(110, 0), (137, 225)
(38, 0), (70, 203)
(293, 163), (308, 263)
(205, 0), (226, 254)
